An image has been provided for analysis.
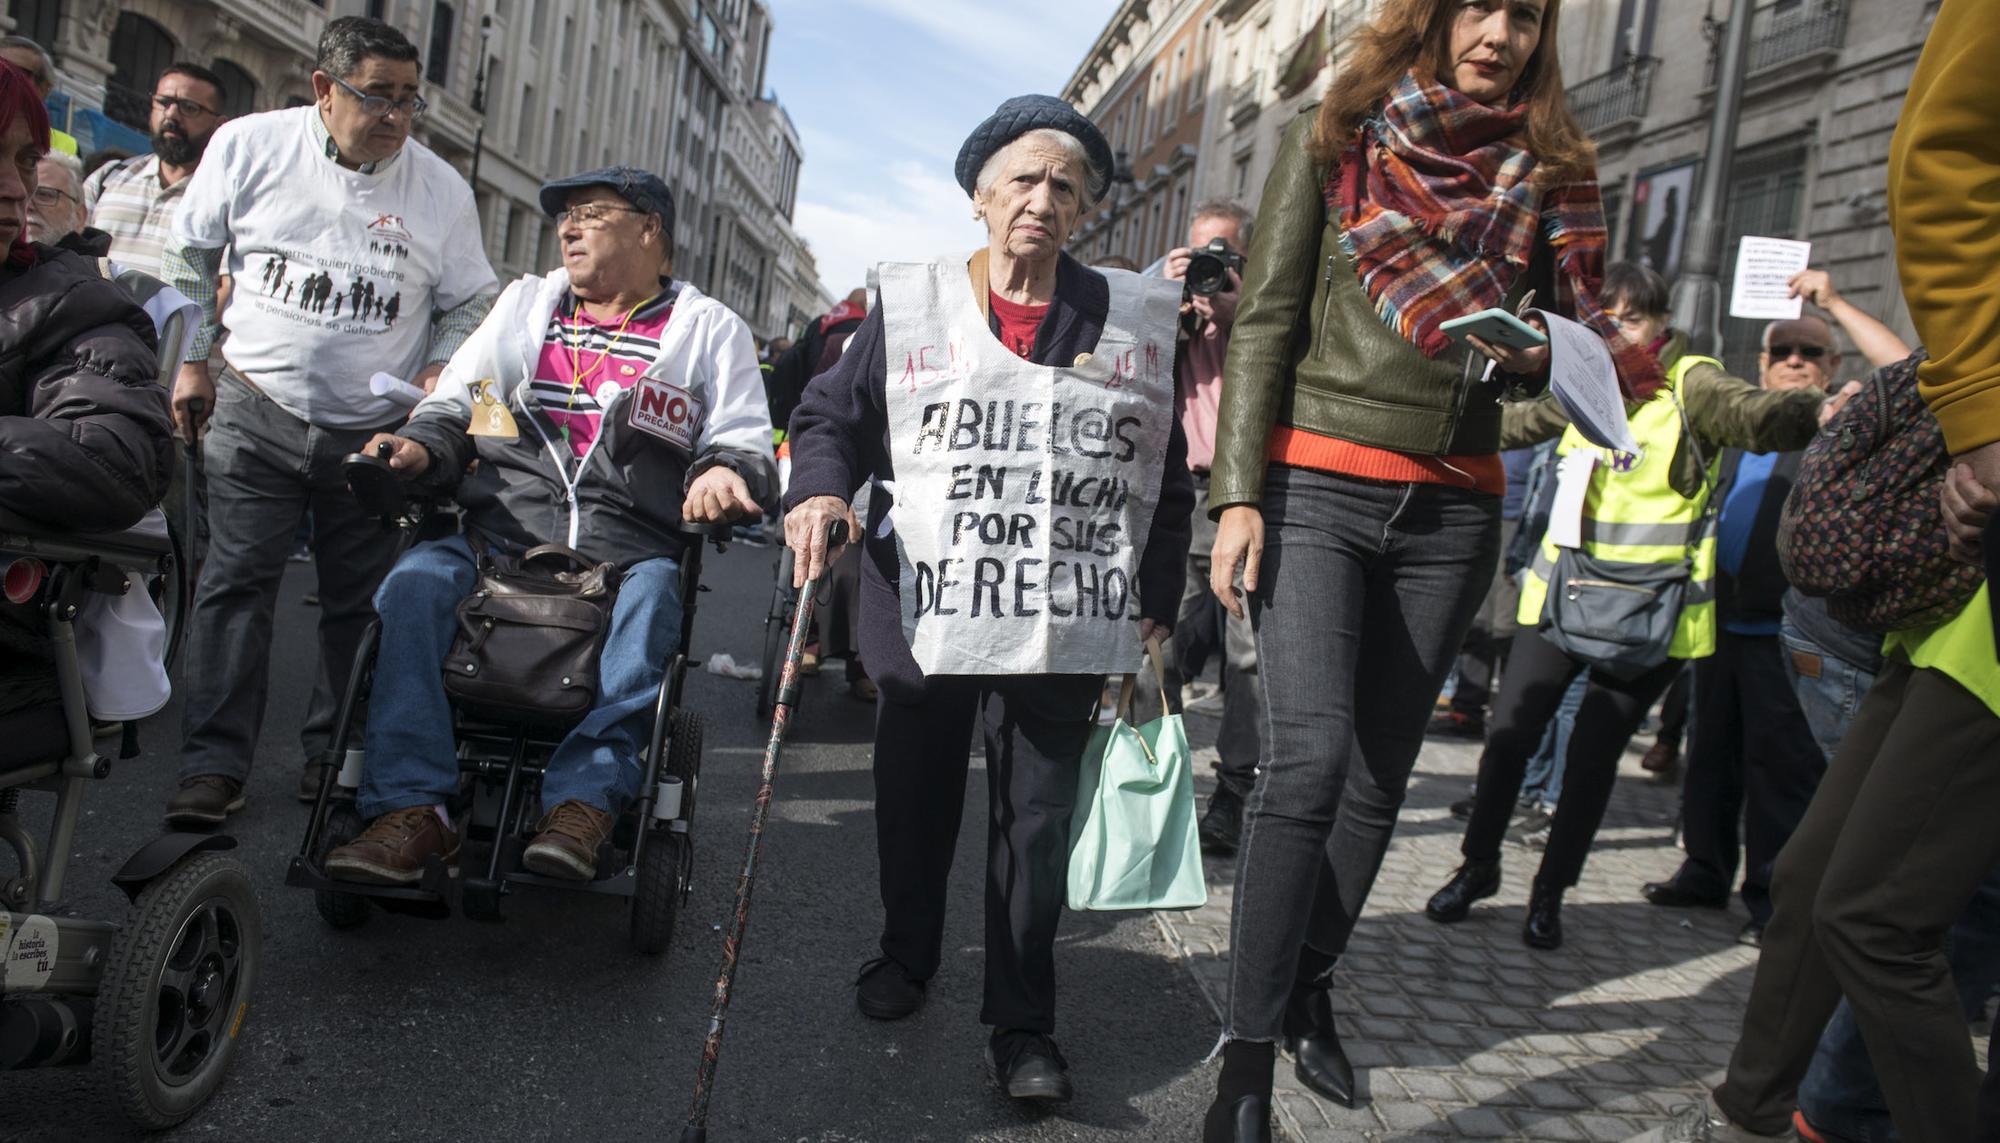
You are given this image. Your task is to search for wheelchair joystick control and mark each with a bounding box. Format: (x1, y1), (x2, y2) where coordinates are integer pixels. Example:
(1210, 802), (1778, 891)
(377, 440), (395, 459)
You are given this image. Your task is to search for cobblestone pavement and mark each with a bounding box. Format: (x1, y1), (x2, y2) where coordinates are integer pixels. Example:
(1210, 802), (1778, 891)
(1156, 724), (1763, 1142)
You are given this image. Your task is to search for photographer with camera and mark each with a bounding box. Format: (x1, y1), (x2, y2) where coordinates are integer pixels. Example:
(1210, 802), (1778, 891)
(1163, 200), (1261, 856)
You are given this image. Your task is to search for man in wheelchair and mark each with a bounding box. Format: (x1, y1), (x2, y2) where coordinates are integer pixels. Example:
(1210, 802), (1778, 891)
(323, 166), (774, 884)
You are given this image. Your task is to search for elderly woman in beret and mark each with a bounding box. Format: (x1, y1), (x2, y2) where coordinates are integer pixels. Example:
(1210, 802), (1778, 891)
(784, 95), (1193, 1101)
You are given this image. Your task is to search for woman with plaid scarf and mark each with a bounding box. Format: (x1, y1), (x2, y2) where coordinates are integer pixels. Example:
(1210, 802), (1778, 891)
(1201, 2), (1645, 1139)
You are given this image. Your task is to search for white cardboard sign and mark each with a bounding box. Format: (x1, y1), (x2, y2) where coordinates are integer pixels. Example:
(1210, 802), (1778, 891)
(1729, 236), (1812, 321)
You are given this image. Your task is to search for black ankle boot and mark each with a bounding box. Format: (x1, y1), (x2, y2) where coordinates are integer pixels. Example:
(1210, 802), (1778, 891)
(1206, 1041), (1275, 1143)
(1523, 881), (1564, 949)
(1282, 984), (1356, 1107)
(1425, 858), (1501, 923)
(1202, 1093), (1273, 1142)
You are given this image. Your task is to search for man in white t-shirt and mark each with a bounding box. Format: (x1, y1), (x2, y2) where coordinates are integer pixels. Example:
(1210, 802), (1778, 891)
(161, 16), (499, 828)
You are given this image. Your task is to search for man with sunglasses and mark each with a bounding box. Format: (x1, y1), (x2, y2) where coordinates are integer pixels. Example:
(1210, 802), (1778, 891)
(1643, 299), (1905, 948)
(159, 16), (498, 828)
(81, 62), (229, 280)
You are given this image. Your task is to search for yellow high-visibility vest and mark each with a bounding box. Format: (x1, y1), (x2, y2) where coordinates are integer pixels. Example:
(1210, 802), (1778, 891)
(1517, 353), (1723, 660)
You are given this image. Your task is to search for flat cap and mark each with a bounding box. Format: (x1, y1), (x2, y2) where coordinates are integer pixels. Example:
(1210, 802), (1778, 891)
(954, 94), (1114, 202)
(539, 165), (676, 232)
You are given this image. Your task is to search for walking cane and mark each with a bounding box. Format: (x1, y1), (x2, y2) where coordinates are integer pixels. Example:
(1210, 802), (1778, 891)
(680, 517), (848, 1143)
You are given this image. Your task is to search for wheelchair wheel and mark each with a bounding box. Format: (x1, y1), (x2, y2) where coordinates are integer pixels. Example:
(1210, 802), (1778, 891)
(754, 551), (795, 720)
(312, 804), (373, 930)
(668, 709), (705, 824)
(630, 829), (688, 956)
(94, 852), (261, 1131)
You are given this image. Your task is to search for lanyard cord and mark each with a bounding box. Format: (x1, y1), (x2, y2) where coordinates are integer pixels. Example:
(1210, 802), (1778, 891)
(562, 292), (659, 407)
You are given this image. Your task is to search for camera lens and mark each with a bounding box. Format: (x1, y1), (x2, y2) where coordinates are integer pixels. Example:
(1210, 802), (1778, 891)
(1187, 253), (1226, 297)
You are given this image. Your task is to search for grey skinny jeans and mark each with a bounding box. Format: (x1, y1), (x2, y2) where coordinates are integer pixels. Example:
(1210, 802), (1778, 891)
(1226, 465), (1499, 1041)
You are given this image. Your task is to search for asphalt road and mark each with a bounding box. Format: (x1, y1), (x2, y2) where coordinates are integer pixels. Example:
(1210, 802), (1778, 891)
(5, 540), (1218, 1143)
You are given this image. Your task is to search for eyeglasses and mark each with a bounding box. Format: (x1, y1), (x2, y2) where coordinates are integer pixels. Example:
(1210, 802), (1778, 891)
(31, 185), (76, 208)
(1767, 343), (1828, 361)
(328, 74), (429, 121)
(556, 203), (646, 228)
(152, 94), (221, 118)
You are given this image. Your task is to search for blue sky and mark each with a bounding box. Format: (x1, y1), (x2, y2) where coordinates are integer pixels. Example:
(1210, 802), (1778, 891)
(764, 0), (1113, 301)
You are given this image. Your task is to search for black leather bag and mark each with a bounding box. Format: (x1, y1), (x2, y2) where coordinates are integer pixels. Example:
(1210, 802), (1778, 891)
(441, 543), (619, 724)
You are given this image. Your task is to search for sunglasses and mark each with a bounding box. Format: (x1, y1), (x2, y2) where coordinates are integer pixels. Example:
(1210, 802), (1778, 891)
(1767, 343), (1828, 361)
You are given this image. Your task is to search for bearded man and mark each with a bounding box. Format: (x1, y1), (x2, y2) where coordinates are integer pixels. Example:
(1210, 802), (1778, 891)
(83, 62), (231, 279)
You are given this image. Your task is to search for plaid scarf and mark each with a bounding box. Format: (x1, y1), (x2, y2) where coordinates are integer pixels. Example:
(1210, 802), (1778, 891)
(1326, 71), (1661, 398)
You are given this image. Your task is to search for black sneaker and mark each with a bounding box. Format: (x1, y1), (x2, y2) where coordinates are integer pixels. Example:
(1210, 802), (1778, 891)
(1198, 787), (1245, 856)
(855, 955), (926, 1020)
(987, 1029), (1073, 1102)
(163, 775), (246, 828)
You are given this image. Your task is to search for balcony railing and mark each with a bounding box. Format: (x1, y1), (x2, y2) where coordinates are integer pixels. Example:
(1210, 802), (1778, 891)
(1566, 57), (1660, 138)
(1710, 0), (1849, 84)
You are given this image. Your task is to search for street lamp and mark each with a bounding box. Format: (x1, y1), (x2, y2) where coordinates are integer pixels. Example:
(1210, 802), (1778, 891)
(468, 14), (494, 191)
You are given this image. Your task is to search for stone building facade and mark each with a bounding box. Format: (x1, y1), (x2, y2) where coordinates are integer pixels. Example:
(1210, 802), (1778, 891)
(5, 0), (825, 341)
(1061, 0), (1221, 269)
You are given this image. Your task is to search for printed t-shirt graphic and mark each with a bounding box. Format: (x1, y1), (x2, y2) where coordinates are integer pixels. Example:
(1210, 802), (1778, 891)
(169, 105), (498, 429)
(530, 289), (677, 456)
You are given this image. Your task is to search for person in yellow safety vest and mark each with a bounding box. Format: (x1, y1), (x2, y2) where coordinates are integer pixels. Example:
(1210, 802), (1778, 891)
(1424, 262), (1856, 953)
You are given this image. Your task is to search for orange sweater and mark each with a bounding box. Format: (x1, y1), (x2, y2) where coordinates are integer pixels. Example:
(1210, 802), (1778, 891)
(1268, 425), (1506, 495)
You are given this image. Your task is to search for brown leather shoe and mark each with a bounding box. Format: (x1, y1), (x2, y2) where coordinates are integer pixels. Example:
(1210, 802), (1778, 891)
(523, 800), (614, 880)
(1639, 740), (1681, 781)
(324, 806), (459, 884)
(164, 775), (246, 829)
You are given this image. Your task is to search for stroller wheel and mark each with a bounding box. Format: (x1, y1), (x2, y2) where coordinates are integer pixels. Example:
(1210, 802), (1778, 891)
(313, 804), (373, 930)
(94, 852), (262, 1131)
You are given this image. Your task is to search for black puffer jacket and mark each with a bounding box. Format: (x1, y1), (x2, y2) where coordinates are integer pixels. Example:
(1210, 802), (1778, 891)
(0, 245), (171, 530)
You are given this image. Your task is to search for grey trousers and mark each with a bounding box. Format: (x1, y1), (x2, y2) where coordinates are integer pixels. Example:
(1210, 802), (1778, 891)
(1169, 472), (1262, 796)
(178, 371), (403, 782)
(1715, 659), (2000, 1142)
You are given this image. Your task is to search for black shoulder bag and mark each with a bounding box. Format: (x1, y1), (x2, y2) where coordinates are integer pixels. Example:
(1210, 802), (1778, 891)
(441, 542), (620, 724)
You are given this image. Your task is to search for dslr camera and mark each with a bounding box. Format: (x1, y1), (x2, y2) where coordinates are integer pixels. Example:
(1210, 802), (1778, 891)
(1185, 237), (1246, 299)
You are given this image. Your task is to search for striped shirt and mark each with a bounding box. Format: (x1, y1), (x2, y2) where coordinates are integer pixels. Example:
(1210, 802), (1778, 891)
(83, 154), (187, 281)
(532, 285), (678, 457)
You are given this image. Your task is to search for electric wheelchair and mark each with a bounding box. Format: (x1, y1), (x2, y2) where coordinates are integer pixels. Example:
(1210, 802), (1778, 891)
(285, 451), (722, 955)
(0, 506), (259, 1130)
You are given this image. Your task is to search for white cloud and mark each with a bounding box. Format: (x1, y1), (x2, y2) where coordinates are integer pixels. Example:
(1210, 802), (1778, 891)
(797, 160), (985, 296)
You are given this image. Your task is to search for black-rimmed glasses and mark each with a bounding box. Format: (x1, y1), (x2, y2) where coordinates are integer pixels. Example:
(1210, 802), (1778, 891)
(152, 94), (221, 119)
(328, 74), (429, 121)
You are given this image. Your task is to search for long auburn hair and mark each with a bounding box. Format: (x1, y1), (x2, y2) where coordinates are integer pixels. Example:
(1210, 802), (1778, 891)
(1312, 0), (1595, 188)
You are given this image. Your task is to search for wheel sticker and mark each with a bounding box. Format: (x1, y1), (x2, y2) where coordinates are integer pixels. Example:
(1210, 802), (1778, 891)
(2, 914), (57, 991)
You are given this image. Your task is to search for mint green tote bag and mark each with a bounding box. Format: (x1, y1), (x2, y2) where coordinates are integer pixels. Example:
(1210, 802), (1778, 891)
(1066, 639), (1207, 911)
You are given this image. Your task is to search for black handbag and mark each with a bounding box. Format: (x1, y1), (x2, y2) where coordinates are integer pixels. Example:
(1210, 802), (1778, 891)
(441, 543), (619, 724)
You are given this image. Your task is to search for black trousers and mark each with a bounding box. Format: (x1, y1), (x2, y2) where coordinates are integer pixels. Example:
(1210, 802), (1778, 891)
(1715, 660), (2000, 1141)
(873, 672), (1101, 1034)
(1462, 631), (1681, 888)
(1656, 665), (1691, 748)
(1669, 630), (1826, 923)
(1448, 519), (1521, 718)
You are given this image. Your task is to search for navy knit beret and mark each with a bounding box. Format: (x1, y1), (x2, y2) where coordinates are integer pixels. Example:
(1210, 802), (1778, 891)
(954, 94), (1115, 203)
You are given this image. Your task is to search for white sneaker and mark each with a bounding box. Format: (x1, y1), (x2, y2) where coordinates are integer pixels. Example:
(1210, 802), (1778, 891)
(1625, 1095), (1786, 1142)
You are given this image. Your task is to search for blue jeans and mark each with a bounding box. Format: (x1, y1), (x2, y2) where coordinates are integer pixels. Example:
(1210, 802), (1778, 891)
(1519, 672), (1584, 810)
(1780, 619), (1878, 760)
(356, 536), (683, 820)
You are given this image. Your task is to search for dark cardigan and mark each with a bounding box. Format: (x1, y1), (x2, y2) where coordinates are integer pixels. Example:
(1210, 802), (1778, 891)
(783, 251), (1195, 704)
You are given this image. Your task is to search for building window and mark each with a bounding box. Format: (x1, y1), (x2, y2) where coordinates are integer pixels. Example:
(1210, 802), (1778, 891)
(366, 0), (387, 18)
(427, 2), (455, 86)
(10, 1), (61, 48)
(516, 83), (536, 153)
(1720, 139), (1811, 377)
(108, 13), (179, 130)
(209, 58), (258, 119)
